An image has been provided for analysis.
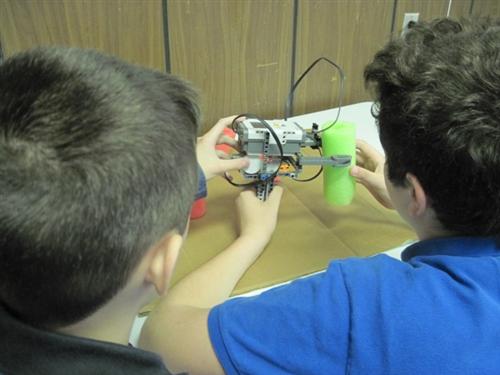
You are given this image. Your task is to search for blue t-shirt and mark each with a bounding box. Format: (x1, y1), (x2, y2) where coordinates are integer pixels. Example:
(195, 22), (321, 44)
(194, 165), (207, 200)
(208, 237), (500, 374)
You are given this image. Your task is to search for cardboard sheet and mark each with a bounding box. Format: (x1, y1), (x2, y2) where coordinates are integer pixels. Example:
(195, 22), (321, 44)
(141, 101), (415, 313)
(140, 175), (415, 314)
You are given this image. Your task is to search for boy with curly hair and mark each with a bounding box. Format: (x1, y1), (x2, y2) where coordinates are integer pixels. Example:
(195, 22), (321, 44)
(141, 17), (500, 375)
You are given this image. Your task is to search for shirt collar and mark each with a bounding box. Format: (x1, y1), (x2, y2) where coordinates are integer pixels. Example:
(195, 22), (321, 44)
(402, 236), (500, 262)
(0, 303), (173, 375)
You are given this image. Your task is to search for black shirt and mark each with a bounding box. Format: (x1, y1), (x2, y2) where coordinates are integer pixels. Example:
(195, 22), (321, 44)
(0, 304), (175, 375)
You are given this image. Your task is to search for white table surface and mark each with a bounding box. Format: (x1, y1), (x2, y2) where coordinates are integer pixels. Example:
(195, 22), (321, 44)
(291, 101), (384, 154)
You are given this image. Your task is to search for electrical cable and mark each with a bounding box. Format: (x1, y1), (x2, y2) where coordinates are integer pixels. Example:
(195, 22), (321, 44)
(286, 57), (346, 181)
(225, 113), (285, 187)
(284, 57), (345, 134)
(227, 56), (346, 188)
(292, 148), (324, 182)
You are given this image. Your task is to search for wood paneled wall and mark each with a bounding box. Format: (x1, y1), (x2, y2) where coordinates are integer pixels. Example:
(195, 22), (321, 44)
(0, 0), (165, 71)
(293, 0), (394, 116)
(472, 0), (500, 16)
(167, 0), (293, 129)
(1, 0), (499, 131)
(394, 0), (453, 35)
(449, 0), (474, 18)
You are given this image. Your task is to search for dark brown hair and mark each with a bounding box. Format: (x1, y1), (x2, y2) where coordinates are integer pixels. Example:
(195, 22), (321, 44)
(0, 47), (200, 327)
(365, 17), (500, 236)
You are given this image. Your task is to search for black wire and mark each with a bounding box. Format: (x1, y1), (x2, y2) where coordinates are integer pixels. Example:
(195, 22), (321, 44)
(226, 114), (285, 187)
(230, 114), (248, 132)
(224, 114), (262, 187)
(224, 172), (260, 187)
(292, 148), (324, 182)
(284, 57), (345, 134)
(230, 114), (283, 157)
(227, 56), (345, 187)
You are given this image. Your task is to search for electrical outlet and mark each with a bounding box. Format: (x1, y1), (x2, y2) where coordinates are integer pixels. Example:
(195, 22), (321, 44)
(402, 13), (419, 35)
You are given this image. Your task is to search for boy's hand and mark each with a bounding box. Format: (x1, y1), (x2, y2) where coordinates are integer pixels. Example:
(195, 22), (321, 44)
(350, 140), (393, 209)
(236, 186), (283, 245)
(197, 116), (249, 180)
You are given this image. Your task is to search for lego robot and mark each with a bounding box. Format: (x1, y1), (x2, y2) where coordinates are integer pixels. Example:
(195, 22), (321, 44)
(233, 118), (351, 200)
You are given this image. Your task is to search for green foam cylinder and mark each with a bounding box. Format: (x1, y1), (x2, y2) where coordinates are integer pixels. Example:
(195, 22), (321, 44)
(322, 120), (356, 206)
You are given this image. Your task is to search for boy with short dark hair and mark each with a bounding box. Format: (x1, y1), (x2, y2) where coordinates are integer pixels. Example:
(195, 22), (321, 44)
(0, 47), (282, 374)
(141, 17), (500, 374)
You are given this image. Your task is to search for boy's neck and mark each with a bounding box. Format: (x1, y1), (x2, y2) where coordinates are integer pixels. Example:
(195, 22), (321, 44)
(57, 285), (154, 346)
(414, 215), (454, 241)
(58, 304), (139, 345)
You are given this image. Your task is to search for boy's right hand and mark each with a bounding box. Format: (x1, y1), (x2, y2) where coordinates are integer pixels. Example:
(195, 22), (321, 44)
(350, 140), (393, 209)
(236, 186), (283, 246)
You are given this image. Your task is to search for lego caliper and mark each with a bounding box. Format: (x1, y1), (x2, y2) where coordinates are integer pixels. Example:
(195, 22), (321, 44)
(234, 118), (352, 200)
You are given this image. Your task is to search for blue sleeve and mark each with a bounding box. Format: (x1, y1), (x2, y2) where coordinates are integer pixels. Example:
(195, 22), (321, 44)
(194, 165), (207, 200)
(207, 263), (351, 375)
(208, 252), (500, 374)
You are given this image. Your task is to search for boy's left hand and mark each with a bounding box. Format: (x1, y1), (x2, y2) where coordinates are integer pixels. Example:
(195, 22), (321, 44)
(197, 116), (249, 180)
(236, 186), (284, 246)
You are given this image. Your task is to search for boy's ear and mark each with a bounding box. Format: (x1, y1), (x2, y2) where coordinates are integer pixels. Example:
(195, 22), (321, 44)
(406, 173), (427, 217)
(145, 232), (184, 295)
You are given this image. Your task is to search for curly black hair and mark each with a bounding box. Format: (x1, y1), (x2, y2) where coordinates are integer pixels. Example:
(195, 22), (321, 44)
(365, 17), (500, 236)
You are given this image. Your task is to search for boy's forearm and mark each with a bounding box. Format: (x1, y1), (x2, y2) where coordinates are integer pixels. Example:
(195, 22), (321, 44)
(161, 235), (269, 308)
(140, 189), (282, 374)
(139, 236), (265, 375)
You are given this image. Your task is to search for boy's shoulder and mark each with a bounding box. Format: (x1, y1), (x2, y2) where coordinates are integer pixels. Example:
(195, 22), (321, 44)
(333, 237), (500, 373)
(209, 237), (500, 374)
(0, 304), (172, 375)
(336, 236), (500, 300)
